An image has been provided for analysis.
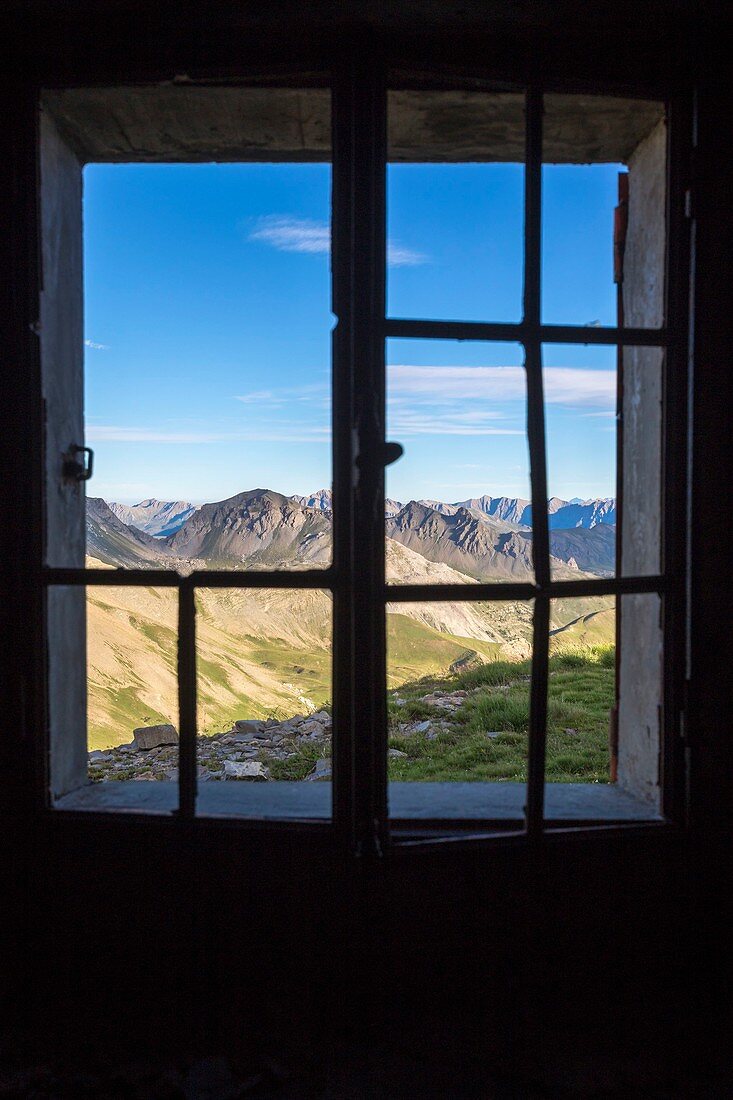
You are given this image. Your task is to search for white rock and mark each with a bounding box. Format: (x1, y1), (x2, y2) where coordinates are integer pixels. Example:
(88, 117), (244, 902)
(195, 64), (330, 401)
(224, 760), (270, 781)
(389, 749), (408, 758)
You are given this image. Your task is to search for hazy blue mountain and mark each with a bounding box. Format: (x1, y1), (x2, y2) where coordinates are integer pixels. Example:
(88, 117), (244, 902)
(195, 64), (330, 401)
(108, 498), (198, 537)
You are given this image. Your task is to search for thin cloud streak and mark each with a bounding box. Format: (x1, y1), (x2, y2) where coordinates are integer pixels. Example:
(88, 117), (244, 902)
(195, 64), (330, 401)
(86, 425), (330, 444)
(84, 339), (110, 350)
(389, 365), (615, 406)
(249, 215), (427, 267)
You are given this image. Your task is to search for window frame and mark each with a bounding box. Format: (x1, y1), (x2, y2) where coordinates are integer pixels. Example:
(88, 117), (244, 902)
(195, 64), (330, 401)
(39, 67), (692, 852)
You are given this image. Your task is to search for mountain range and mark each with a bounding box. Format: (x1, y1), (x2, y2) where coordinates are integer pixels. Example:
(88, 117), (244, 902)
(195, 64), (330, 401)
(84, 488), (617, 748)
(92, 488), (617, 579)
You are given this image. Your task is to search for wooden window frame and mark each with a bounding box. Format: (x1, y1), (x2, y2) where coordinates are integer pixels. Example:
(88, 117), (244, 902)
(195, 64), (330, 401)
(38, 66), (692, 854)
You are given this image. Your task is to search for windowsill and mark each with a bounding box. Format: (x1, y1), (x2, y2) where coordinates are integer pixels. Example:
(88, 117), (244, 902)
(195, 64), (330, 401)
(54, 780), (661, 825)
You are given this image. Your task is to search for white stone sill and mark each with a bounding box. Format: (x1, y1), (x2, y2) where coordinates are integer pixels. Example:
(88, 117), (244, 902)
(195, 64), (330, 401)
(55, 780), (661, 824)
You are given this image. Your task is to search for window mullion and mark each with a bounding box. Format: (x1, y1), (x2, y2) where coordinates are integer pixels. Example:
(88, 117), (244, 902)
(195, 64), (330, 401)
(177, 579), (197, 818)
(332, 62), (388, 856)
(524, 89), (551, 838)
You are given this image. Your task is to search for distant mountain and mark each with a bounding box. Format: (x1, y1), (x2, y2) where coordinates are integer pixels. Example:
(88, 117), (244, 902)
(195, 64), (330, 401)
(549, 524), (616, 575)
(108, 498), (198, 537)
(86, 489), (617, 579)
(545, 498), (616, 530)
(386, 501), (582, 582)
(86, 497), (175, 568)
(424, 494), (616, 530)
(453, 495), (532, 527)
(164, 489), (331, 567)
(291, 488), (403, 517)
(291, 488), (333, 513)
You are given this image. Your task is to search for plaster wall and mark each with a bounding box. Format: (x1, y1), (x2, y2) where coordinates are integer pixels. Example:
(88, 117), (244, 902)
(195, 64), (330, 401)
(618, 118), (666, 803)
(40, 111), (87, 797)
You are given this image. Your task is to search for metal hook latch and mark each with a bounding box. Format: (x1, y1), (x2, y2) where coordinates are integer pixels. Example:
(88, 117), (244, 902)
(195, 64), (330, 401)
(382, 441), (404, 467)
(63, 444), (94, 482)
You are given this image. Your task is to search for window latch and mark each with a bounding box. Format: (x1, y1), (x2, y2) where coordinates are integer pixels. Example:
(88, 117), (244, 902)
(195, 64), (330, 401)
(381, 441), (404, 467)
(63, 444), (94, 482)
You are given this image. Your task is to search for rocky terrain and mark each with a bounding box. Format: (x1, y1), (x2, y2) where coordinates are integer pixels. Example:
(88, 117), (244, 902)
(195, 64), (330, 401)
(87, 690), (475, 783)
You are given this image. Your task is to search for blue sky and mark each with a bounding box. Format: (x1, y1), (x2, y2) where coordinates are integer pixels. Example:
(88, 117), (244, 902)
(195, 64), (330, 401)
(84, 160), (619, 505)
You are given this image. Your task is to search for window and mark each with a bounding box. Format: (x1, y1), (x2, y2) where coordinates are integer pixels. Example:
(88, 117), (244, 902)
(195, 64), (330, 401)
(39, 74), (687, 849)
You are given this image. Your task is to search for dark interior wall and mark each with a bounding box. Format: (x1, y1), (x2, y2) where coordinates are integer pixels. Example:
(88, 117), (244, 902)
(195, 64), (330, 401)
(1, 2), (731, 1088)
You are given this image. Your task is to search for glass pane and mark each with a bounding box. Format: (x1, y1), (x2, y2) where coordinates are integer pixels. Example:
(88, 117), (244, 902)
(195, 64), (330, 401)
(195, 588), (332, 820)
(86, 585), (180, 789)
(79, 92), (332, 571)
(386, 339), (532, 585)
(387, 599), (533, 820)
(542, 94), (666, 327)
(387, 89), (524, 321)
(543, 344), (617, 580)
(546, 593), (662, 815)
(547, 596), (616, 784)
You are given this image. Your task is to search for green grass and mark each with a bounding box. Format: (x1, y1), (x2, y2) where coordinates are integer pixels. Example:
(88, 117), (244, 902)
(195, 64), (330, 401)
(387, 645), (615, 783)
(265, 645), (615, 784)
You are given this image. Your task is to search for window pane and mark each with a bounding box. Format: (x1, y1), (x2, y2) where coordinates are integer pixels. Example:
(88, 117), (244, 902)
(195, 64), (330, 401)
(195, 588), (332, 820)
(543, 343), (663, 579)
(543, 344), (617, 580)
(546, 596), (616, 785)
(387, 599), (532, 821)
(542, 94), (665, 327)
(73, 95), (332, 571)
(386, 339), (532, 585)
(546, 593), (662, 816)
(85, 585), (180, 801)
(387, 89), (524, 322)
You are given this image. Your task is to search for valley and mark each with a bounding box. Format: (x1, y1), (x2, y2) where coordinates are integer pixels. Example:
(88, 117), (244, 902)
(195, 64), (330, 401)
(85, 489), (617, 772)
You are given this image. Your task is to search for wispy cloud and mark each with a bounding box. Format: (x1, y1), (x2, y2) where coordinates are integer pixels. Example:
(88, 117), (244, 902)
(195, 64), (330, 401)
(250, 216), (329, 255)
(386, 242), (428, 267)
(249, 215), (427, 267)
(233, 382), (329, 409)
(390, 402), (523, 437)
(389, 365), (615, 407)
(84, 339), (110, 350)
(86, 424), (329, 445)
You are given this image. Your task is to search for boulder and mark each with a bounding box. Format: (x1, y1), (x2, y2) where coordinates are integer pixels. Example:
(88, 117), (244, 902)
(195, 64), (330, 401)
(132, 723), (178, 750)
(223, 760), (270, 781)
(305, 758), (332, 782)
(300, 719), (324, 736)
(234, 719), (265, 735)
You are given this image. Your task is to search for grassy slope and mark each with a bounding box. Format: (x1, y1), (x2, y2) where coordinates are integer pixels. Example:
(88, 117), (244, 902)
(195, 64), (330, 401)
(86, 576), (615, 767)
(387, 647), (615, 783)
